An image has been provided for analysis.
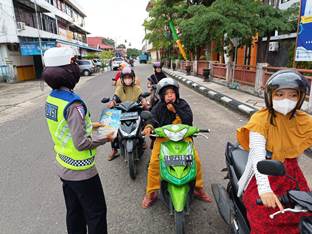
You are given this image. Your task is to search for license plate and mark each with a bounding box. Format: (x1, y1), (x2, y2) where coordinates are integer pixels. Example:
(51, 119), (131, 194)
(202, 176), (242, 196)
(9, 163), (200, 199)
(120, 112), (139, 121)
(164, 155), (193, 166)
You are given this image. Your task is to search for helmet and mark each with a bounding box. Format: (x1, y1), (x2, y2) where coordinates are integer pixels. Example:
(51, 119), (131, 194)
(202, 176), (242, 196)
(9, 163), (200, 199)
(264, 69), (309, 114)
(119, 61), (128, 69)
(153, 61), (162, 69)
(44, 47), (75, 67)
(156, 78), (180, 100)
(121, 67), (135, 85)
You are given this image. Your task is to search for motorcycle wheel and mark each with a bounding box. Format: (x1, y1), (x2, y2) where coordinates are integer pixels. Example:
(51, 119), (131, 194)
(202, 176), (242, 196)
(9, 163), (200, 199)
(127, 151), (136, 180)
(174, 211), (185, 234)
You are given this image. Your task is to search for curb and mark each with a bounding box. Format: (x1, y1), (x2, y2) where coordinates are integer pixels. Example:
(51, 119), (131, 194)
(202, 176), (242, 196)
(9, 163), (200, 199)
(163, 70), (258, 117)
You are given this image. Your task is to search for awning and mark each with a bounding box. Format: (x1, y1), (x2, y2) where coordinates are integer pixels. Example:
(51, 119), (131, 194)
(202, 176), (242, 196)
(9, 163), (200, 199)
(56, 39), (102, 53)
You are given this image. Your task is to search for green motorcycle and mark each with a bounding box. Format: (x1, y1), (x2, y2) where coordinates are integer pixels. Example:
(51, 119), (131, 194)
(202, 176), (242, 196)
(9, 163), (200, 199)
(153, 124), (209, 234)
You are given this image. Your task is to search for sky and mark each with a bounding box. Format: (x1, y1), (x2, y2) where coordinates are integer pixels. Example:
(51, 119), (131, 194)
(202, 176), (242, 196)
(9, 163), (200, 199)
(75, 0), (150, 49)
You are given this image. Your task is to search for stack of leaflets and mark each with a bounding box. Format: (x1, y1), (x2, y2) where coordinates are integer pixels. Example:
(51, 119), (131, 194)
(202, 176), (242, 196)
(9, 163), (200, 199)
(95, 108), (121, 138)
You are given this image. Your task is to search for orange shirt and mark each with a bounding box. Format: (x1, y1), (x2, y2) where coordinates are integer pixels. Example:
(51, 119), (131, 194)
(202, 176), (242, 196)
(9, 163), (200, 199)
(237, 109), (312, 161)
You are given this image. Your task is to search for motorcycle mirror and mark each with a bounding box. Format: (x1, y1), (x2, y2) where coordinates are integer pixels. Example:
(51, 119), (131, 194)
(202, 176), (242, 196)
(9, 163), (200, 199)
(141, 92), (151, 98)
(141, 111), (152, 120)
(257, 160), (285, 176)
(101, 98), (110, 103)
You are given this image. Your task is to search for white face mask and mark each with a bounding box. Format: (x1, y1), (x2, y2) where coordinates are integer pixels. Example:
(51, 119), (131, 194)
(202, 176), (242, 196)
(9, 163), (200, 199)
(272, 99), (297, 115)
(123, 78), (133, 86)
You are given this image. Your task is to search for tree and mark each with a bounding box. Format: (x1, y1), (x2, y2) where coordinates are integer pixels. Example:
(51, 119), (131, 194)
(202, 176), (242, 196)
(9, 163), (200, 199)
(117, 44), (126, 49)
(255, 3), (298, 62)
(102, 38), (115, 47)
(127, 48), (141, 58)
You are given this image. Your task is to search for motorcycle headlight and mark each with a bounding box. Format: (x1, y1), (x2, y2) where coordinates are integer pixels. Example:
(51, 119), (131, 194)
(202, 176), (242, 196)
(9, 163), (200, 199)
(163, 128), (188, 142)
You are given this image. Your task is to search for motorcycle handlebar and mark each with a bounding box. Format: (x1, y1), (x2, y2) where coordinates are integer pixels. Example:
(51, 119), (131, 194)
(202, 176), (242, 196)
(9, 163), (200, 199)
(199, 129), (210, 133)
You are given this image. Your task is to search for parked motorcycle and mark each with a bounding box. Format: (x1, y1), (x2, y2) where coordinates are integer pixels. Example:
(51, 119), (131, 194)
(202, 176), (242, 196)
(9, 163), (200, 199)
(211, 142), (312, 234)
(152, 124), (209, 234)
(101, 92), (150, 179)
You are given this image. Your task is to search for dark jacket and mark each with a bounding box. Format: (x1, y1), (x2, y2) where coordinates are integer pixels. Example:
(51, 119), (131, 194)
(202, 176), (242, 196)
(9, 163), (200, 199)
(148, 72), (167, 85)
(149, 98), (193, 128)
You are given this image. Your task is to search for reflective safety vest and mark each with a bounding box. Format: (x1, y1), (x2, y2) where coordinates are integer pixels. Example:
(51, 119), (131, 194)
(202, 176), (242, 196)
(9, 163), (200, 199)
(45, 90), (96, 170)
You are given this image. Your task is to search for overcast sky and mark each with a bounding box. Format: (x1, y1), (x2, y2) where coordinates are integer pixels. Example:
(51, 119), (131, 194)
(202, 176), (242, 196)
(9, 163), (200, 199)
(75, 0), (150, 49)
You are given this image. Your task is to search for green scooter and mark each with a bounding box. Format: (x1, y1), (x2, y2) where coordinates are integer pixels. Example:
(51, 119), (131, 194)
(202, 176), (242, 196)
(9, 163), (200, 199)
(153, 124), (209, 234)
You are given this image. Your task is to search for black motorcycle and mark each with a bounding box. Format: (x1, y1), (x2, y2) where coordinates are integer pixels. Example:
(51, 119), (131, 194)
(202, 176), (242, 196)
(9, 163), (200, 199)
(101, 93), (151, 179)
(211, 142), (312, 234)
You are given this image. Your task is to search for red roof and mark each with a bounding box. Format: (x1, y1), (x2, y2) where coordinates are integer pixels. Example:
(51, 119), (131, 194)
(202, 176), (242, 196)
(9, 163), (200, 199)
(87, 37), (114, 50)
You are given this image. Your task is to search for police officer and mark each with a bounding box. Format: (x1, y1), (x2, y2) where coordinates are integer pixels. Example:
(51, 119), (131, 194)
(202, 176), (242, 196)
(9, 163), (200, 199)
(43, 47), (114, 234)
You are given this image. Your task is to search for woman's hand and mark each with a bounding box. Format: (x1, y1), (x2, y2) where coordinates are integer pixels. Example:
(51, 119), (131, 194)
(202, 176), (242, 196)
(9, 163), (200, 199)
(141, 98), (149, 110)
(167, 103), (176, 113)
(104, 131), (115, 142)
(107, 101), (115, 109)
(142, 127), (152, 137)
(260, 192), (284, 210)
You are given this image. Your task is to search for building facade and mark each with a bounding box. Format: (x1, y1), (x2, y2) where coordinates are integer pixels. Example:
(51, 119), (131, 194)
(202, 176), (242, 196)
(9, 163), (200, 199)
(0, 0), (99, 82)
(87, 37), (114, 51)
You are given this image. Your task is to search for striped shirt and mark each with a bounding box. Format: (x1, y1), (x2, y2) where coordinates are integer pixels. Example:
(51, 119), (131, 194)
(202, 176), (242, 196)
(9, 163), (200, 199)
(237, 131), (272, 197)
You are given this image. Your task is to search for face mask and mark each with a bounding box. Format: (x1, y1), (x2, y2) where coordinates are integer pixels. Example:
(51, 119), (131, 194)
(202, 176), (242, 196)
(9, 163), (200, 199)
(123, 78), (133, 86)
(272, 99), (297, 115)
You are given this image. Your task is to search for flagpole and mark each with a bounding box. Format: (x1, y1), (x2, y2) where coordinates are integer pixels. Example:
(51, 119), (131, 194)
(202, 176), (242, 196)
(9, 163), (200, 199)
(293, 0), (302, 68)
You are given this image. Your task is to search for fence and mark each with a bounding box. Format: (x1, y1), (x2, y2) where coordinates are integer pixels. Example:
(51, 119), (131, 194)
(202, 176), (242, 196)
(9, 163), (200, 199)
(233, 65), (257, 86)
(211, 63), (226, 80)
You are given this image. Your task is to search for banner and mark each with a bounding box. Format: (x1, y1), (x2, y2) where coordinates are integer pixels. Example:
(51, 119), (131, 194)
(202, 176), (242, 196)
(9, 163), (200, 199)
(295, 0), (312, 61)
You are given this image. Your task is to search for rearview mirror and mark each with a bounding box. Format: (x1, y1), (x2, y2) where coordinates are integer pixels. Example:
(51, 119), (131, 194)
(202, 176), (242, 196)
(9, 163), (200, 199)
(101, 98), (110, 103)
(141, 111), (152, 120)
(257, 160), (285, 176)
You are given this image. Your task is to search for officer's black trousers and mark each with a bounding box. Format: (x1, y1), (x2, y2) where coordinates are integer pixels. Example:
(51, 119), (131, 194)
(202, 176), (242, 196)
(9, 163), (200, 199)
(61, 174), (107, 234)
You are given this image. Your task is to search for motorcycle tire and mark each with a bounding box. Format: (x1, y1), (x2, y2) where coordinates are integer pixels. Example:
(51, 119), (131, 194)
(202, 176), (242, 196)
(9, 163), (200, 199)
(127, 151), (137, 180)
(174, 211), (185, 234)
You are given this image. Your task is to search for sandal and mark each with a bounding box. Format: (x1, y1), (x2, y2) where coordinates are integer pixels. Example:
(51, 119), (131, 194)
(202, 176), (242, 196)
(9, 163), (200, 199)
(107, 149), (119, 161)
(141, 192), (157, 208)
(193, 188), (213, 203)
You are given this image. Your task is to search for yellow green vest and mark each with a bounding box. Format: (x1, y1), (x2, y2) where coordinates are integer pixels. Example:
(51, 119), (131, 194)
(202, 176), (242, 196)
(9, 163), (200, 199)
(45, 90), (96, 170)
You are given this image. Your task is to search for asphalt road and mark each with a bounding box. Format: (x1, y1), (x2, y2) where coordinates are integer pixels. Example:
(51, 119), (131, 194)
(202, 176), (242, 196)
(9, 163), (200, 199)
(0, 63), (311, 234)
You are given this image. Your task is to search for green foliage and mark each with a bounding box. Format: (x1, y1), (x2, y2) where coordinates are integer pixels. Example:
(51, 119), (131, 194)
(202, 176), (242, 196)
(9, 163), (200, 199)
(127, 48), (141, 58)
(83, 53), (98, 59)
(117, 44), (126, 49)
(102, 38), (115, 47)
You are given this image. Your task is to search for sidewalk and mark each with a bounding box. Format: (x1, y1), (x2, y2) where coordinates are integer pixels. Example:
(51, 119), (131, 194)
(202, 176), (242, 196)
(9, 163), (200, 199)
(0, 72), (103, 125)
(163, 68), (309, 117)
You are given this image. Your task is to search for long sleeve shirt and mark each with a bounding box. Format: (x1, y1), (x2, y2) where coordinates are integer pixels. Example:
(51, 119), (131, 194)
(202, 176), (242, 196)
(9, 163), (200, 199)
(237, 131), (272, 197)
(56, 101), (107, 181)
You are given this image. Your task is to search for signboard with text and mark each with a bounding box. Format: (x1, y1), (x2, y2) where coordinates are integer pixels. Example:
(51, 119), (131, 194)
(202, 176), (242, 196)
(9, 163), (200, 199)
(295, 0), (312, 61)
(20, 41), (56, 56)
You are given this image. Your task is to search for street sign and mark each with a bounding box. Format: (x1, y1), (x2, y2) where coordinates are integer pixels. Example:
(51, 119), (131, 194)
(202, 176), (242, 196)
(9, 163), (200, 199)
(295, 0), (312, 61)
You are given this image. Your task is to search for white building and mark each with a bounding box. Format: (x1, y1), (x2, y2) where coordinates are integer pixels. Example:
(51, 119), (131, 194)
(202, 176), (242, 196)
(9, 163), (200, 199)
(0, 0), (99, 82)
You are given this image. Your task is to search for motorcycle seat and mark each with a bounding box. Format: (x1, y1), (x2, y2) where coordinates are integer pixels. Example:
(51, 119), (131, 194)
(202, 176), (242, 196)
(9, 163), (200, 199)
(230, 146), (249, 180)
